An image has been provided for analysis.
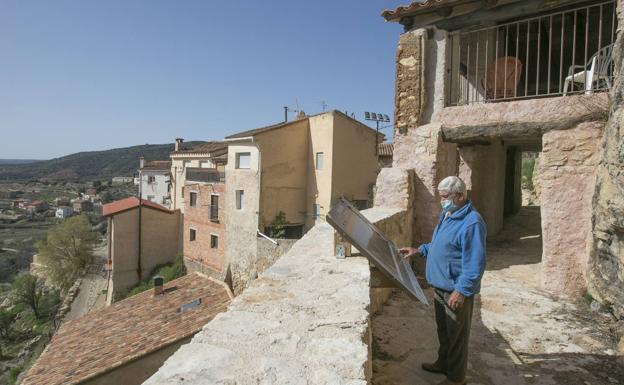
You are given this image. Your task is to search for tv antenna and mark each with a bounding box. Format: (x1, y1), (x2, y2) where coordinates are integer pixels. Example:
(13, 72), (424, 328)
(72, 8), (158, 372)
(364, 111), (391, 155)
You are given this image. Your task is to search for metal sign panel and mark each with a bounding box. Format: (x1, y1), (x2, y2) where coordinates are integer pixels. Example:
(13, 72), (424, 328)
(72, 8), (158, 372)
(326, 198), (428, 305)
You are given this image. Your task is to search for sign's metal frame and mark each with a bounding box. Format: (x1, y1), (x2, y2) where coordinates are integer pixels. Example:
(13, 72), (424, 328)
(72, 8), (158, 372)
(326, 198), (429, 305)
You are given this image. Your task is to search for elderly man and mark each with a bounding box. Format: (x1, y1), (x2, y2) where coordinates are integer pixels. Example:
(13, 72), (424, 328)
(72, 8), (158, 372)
(400, 176), (486, 385)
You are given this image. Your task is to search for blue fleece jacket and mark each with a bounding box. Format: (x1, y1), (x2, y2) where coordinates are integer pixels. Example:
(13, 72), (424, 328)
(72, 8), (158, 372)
(418, 201), (487, 296)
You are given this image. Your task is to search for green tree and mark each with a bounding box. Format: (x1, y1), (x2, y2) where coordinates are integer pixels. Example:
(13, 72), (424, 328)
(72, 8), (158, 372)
(37, 215), (97, 291)
(266, 211), (289, 239)
(0, 308), (16, 339)
(11, 274), (44, 319)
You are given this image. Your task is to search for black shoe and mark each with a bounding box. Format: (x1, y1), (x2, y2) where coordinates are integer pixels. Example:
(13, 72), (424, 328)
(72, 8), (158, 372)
(421, 362), (448, 375)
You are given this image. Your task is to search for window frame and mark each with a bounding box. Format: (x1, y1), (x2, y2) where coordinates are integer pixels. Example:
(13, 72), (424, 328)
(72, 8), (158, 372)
(315, 152), (324, 170)
(235, 190), (244, 210)
(210, 234), (219, 249)
(189, 228), (197, 242)
(189, 191), (197, 208)
(235, 152), (251, 169)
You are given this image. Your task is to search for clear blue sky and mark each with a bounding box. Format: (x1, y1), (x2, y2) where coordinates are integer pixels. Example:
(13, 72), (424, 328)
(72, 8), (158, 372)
(0, 1), (405, 159)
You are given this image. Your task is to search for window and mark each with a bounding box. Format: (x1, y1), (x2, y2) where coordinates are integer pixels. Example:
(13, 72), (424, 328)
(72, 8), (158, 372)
(313, 204), (321, 219)
(210, 234), (219, 249)
(236, 190), (244, 210)
(235, 152), (251, 169)
(183, 160), (190, 169)
(315, 152), (324, 170)
(190, 192), (197, 207)
(210, 195), (219, 222)
(189, 228), (196, 241)
(147, 175), (156, 183)
(147, 195), (155, 202)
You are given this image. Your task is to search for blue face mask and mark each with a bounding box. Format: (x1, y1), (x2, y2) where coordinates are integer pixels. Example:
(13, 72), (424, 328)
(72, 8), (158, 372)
(441, 199), (455, 212)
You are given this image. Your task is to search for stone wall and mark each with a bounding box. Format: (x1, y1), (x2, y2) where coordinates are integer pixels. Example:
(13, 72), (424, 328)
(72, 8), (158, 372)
(256, 237), (298, 275)
(144, 208), (410, 385)
(395, 30), (425, 135)
(391, 123), (457, 246)
(540, 122), (604, 295)
(588, 5), (624, 325)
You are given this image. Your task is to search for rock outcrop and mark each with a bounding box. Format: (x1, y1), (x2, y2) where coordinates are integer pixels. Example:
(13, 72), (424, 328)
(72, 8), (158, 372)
(588, 5), (624, 344)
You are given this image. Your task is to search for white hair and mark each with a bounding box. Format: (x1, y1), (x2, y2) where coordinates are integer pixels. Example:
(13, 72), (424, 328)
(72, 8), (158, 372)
(437, 176), (466, 198)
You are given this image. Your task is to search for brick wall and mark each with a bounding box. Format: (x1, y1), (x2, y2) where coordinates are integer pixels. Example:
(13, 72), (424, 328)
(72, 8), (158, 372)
(183, 183), (226, 275)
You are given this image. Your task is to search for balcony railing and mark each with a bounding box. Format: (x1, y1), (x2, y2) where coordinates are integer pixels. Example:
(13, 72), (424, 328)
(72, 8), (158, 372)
(446, 1), (616, 106)
(186, 168), (225, 183)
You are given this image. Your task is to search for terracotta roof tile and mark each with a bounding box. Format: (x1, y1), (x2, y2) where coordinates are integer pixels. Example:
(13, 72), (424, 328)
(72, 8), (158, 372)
(378, 143), (394, 157)
(141, 160), (171, 171)
(172, 141), (228, 155)
(21, 273), (231, 385)
(381, 0), (462, 21)
(102, 197), (172, 217)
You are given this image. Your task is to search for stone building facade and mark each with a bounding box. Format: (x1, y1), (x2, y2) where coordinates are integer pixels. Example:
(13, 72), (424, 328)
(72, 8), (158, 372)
(379, 0), (616, 299)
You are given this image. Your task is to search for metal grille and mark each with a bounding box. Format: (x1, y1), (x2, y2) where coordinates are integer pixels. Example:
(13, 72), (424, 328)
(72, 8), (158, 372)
(447, 1), (616, 106)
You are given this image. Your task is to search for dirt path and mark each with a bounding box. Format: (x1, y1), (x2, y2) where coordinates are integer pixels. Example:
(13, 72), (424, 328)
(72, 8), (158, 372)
(373, 207), (624, 385)
(64, 245), (109, 321)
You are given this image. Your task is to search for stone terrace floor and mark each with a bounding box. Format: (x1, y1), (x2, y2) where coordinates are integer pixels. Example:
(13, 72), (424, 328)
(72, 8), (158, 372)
(372, 206), (624, 385)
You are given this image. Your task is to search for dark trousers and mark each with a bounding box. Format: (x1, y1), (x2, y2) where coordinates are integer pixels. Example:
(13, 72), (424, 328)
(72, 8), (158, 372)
(433, 288), (474, 382)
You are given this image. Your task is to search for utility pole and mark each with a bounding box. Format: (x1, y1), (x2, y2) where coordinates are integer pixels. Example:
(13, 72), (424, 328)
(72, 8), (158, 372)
(364, 112), (390, 155)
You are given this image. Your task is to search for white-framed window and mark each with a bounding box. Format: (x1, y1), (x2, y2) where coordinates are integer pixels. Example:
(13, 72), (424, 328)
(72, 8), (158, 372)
(190, 192), (197, 207)
(313, 203), (321, 218)
(210, 194), (219, 222)
(147, 175), (156, 183)
(210, 234), (219, 249)
(315, 152), (324, 170)
(236, 190), (244, 210)
(235, 152), (251, 169)
(189, 228), (196, 242)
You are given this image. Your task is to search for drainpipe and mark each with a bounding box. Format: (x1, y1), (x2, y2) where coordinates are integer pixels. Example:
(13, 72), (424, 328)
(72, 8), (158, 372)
(257, 230), (278, 245)
(137, 172), (143, 282)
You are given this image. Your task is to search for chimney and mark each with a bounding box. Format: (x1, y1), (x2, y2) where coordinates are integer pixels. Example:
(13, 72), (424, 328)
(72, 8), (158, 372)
(139, 157), (145, 169)
(296, 110), (306, 120)
(175, 138), (184, 152)
(153, 276), (164, 296)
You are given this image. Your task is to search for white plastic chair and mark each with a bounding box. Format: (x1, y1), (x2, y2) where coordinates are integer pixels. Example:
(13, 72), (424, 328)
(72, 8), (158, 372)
(563, 43), (614, 95)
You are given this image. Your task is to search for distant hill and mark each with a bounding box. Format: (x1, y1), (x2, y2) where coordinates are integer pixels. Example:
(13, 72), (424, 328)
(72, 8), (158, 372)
(0, 142), (205, 182)
(0, 159), (42, 165)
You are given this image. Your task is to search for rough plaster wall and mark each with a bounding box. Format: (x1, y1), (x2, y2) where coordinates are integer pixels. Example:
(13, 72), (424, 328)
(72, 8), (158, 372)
(374, 168), (415, 211)
(588, 4), (624, 325)
(392, 123), (457, 246)
(395, 30), (426, 135)
(225, 144), (261, 295)
(255, 238), (297, 275)
(540, 122), (603, 296)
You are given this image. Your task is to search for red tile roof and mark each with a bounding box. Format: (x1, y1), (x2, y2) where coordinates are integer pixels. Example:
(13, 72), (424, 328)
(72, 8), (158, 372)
(102, 196), (172, 217)
(378, 142), (394, 157)
(141, 160), (172, 171)
(21, 273), (232, 385)
(381, 0), (462, 22)
(171, 141), (228, 156)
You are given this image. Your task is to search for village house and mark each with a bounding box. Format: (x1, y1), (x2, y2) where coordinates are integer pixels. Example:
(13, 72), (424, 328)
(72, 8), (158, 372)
(55, 206), (73, 219)
(24, 200), (48, 213)
(223, 110), (380, 293)
(377, 0), (617, 296)
(85, 187), (98, 197)
(54, 197), (70, 207)
(21, 273), (232, 385)
(377, 142), (394, 170)
(102, 197), (181, 303)
(182, 167), (227, 278)
(169, 139), (228, 213)
(138, 158), (172, 207)
(73, 198), (93, 213)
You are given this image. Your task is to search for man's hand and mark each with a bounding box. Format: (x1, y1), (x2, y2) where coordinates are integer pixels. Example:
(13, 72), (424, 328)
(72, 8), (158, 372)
(448, 290), (465, 311)
(399, 247), (419, 259)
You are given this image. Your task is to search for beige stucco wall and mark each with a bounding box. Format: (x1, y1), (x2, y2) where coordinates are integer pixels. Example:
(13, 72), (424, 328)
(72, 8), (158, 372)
(224, 143), (261, 295)
(306, 113), (335, 229)
(107, 207), (180, 303)
(255, 119), (309, 227)
(83, 337), (191, 385)
(330, 112), (378, 206)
